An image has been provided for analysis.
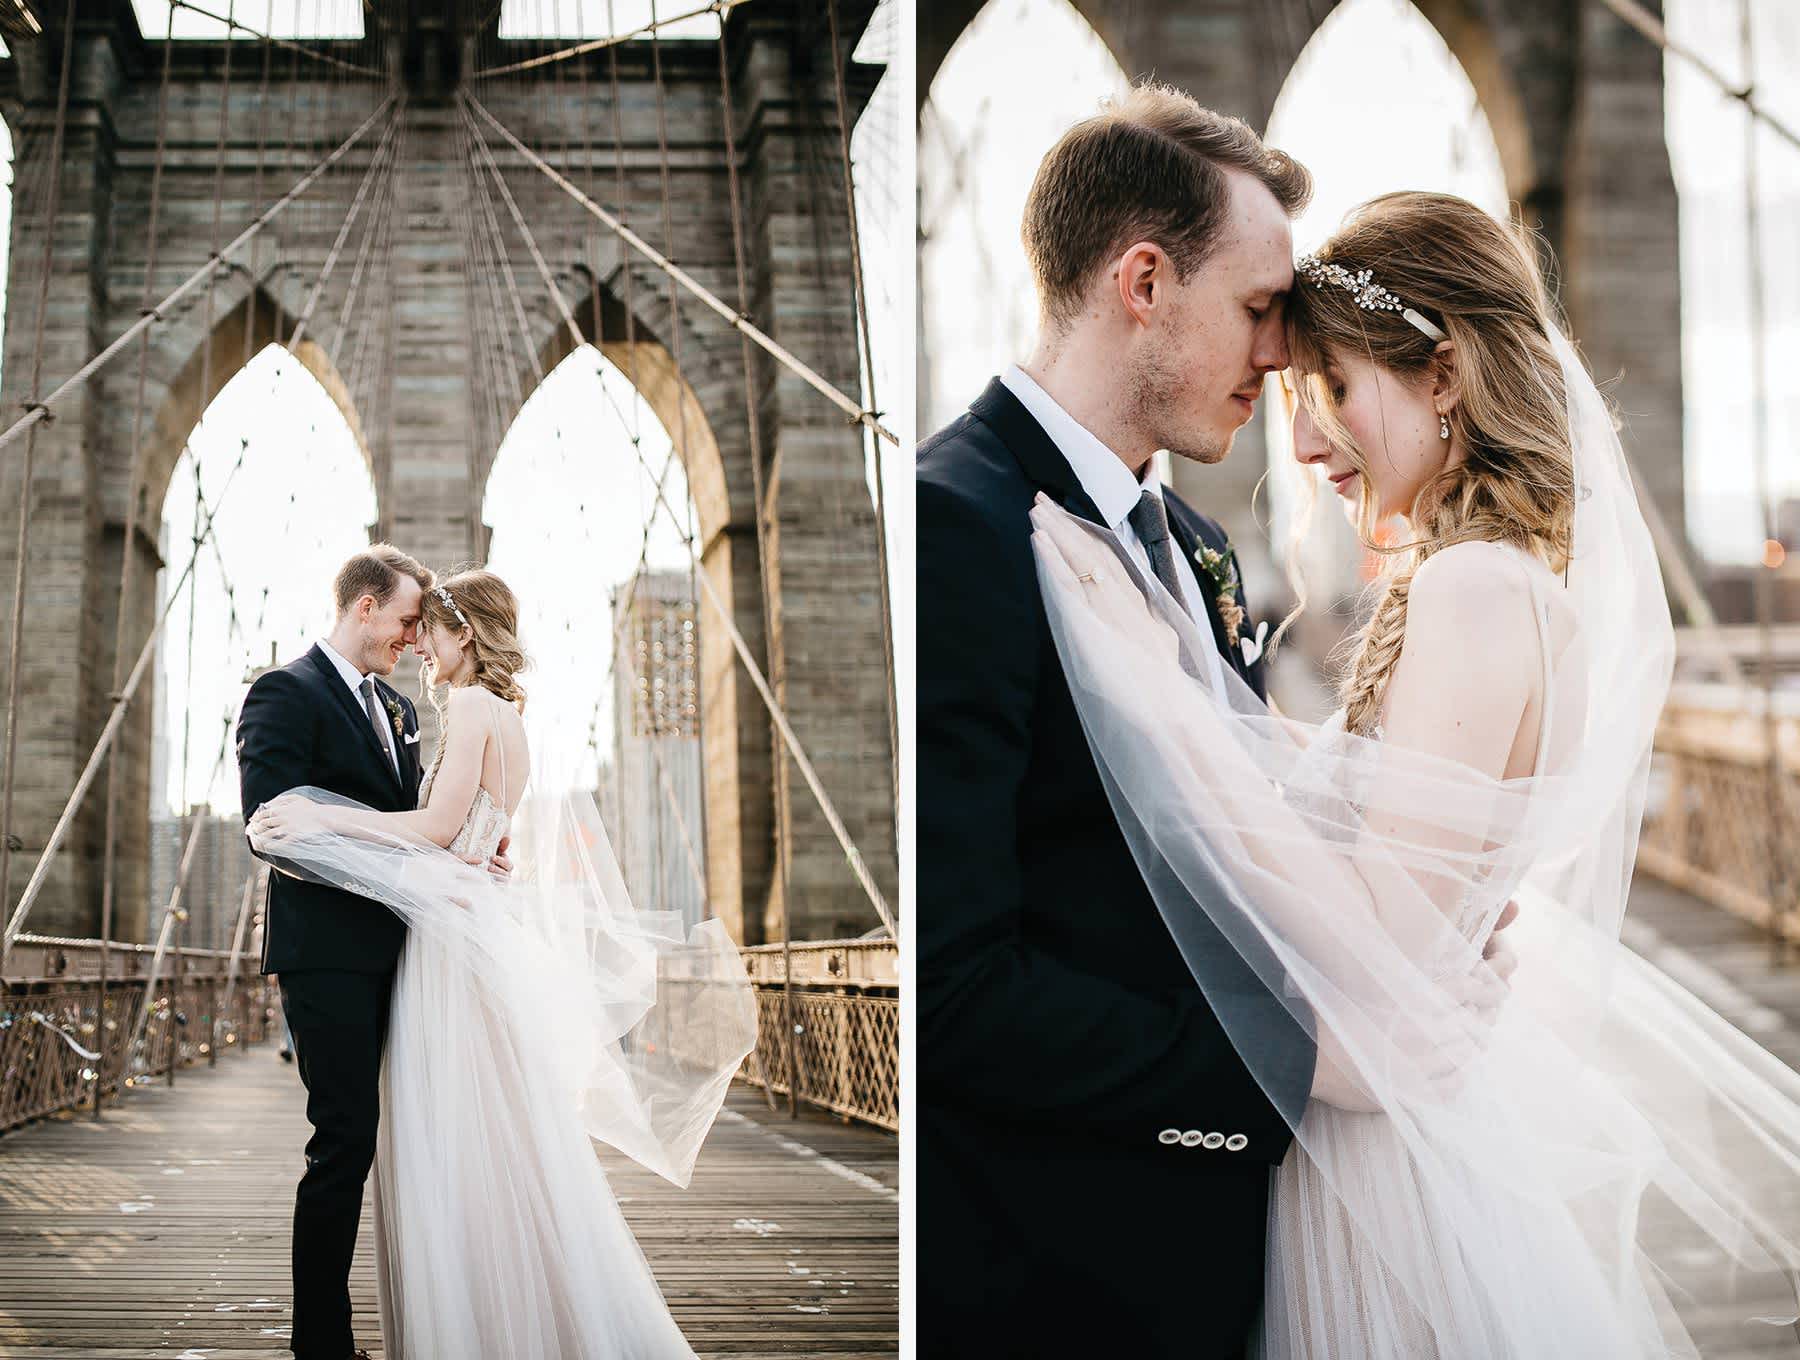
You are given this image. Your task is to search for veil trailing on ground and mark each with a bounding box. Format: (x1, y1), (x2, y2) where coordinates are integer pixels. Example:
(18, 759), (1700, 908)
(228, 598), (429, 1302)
(1030, 328), (1800, 1356)
(248, 775), (756, 1190)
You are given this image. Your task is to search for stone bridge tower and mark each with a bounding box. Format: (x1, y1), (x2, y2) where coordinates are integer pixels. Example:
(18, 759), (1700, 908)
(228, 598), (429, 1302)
(0, 0), (896, 948)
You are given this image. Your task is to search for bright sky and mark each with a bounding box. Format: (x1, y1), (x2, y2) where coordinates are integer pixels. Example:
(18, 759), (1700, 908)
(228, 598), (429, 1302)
(920, 0), (1800, 572)
(107, 0), (904, 815)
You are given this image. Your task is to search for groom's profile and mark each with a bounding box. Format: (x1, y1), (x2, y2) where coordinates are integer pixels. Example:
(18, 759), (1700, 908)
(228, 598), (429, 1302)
(917, 83), (1319, 1356)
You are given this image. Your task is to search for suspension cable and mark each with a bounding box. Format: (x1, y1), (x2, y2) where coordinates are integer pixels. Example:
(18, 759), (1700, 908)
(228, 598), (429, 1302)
(716, 7), (802, 1105)
(287, 104), (404, 350)
(169, 0), (384, 77)
(93, 0), (183, 1115)
(473, 0), (755, 78)
(457, 55), (893, 937)
(0, 95), (398, 459)
(825, 0), (899, 820)
(0, 444), (252, 967)
(644, 0), (718, 965)
(462, 92), (897, 445)
(1594, 0), (1800, 155)
(0, 0), (82, 917)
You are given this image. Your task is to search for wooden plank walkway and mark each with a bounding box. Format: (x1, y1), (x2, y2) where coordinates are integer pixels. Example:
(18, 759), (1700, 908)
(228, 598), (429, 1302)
(0, 1053), (897, 1358)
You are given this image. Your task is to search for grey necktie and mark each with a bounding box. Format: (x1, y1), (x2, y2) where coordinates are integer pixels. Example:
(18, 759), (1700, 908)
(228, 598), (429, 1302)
(1127, 490), (1193, 619)
(360, 676), (399, 776)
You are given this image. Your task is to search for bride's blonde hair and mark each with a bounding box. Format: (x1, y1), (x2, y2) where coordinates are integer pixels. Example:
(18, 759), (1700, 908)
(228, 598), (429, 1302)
(420, 567), (530, 714)
(1283, 191), (1579, 736)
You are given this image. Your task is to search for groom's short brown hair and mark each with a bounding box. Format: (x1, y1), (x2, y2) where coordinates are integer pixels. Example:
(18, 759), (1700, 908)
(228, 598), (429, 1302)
(333, 543), (433, 616)
(1022, 82), (1312, 330)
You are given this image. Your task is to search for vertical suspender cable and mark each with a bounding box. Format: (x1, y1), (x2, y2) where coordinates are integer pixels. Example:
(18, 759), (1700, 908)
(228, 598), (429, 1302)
(825, 0), (898, 822)
(716, 6), (801, 1112)
(93, 2), (179, 1115)
(0, 0), (80, 921)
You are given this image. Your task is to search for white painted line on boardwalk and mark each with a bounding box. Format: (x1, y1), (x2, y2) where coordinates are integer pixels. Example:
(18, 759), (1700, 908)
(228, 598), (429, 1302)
(718, 1108), (900, 1204)
(1621, 918), (1790, 1035)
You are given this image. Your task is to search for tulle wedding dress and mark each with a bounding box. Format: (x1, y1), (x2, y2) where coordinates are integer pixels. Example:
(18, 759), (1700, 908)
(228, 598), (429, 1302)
(252, 695), (757, 1359)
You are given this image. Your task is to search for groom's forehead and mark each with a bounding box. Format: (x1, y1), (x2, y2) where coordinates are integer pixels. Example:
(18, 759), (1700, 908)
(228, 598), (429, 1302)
(388, 578), (424, 615)
(1216, 171), (1295, 285)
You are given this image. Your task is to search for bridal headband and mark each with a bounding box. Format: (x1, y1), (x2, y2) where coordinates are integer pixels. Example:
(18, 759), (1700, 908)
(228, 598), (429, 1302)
(1295, 254), (1448, 343)
(435, 585), (470, 630)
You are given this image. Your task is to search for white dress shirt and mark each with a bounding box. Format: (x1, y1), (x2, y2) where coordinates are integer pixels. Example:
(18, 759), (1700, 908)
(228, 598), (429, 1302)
(1002, 365), (1230, 697)
(318, 637), (399, 776)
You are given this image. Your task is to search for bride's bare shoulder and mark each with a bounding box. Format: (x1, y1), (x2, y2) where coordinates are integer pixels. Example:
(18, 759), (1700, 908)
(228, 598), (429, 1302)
(448, 684), (523, 733)
(1408, 541), (1535, 625)
(1381, 541), (1544, 777)
(1397, 541), (1540, 681)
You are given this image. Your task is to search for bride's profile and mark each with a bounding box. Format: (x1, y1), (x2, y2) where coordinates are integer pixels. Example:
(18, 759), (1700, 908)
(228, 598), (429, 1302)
(1030, 191), (1800, 1356)
(248, 568), (755, 1359)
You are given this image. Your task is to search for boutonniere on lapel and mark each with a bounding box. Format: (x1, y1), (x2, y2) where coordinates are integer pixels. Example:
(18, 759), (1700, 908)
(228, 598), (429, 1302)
(382, 693), (405, 742)
(1193, 541), (1246, 649)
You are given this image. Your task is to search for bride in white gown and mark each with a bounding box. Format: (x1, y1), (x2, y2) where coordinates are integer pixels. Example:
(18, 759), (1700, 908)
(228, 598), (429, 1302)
(250, 569), (756, 1359)
(1030, 193), (1800, 1356)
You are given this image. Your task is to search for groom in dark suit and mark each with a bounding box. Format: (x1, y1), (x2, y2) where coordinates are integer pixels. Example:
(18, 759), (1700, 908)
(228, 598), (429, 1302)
(917, 86), (1320, 1356)
(236, 544), (432, 1360)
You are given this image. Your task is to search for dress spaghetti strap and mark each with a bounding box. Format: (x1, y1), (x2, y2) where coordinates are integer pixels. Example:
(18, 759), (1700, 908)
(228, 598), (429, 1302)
(482, 690), (508, 810)
(1510, 548), (1558, 777)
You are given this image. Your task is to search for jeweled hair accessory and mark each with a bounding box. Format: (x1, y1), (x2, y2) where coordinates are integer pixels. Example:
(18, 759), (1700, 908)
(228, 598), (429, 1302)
(1295, 253), (1447, 342)
(435, 585), (470, 631)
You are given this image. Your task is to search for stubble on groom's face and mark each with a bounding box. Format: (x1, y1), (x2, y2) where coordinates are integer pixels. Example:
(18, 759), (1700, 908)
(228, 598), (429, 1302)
(1135, 174), (1297, 466)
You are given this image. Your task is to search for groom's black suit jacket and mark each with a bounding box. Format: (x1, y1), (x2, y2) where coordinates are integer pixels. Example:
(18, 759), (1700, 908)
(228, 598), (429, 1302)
(918, 379), (1317, 1357)
(237, 645), (423, 976)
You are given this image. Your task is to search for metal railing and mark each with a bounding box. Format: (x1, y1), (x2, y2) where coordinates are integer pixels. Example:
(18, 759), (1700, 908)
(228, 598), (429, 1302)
(1, 931), (902, 1137)
(1637, 685), (1800, 941)
(0, 935), (278, 1133)
(735, 939), (899, 1132)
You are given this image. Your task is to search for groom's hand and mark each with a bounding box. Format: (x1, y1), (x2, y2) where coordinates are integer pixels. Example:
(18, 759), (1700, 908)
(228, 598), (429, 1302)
(461, 833), (513, 881)
(1480, 898), (1520, 985)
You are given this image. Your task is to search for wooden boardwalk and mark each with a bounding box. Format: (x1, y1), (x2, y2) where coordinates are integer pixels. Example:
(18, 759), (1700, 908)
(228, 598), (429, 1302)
(0, 1054), (897, 1358)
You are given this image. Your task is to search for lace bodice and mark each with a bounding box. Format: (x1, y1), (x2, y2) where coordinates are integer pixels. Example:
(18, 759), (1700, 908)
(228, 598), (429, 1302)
(417, 700), (512, 863)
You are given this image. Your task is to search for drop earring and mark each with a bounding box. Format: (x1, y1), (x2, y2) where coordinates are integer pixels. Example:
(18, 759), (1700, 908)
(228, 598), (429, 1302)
(1438, 411), (1451, 440)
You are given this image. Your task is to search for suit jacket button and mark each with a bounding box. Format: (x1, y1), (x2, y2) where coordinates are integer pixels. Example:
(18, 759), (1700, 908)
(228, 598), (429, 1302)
(1202, 1132), (1226, 1150)
(1157, 1128), (1181, 1145)
(1178, 1130), (1204, 1147)
(1225, 1134), (1248, 1152)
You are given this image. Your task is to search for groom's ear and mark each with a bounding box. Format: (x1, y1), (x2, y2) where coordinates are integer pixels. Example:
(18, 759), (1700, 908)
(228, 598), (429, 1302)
(1116, 241), (1170, 329)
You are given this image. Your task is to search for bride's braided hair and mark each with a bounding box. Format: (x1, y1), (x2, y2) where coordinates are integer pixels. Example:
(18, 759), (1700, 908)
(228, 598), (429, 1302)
(1283, 192), (1579, 736)
(420, 567), (530, 713)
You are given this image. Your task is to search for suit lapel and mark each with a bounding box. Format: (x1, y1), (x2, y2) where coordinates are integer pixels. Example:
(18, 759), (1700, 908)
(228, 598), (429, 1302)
(377, 677), (422, 805)
(970, 379), (1108, 528)
(305, 645), (406, 799)
(1163, 496), (1264, 698)
(972, 378), (1260, 691)
(1162, 507), (1237, 676)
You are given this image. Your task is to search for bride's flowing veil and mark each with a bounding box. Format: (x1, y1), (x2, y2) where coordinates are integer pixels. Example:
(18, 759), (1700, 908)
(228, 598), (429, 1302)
(248, 719), (757, 1191)
(1030, 327), (1800, 1355)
